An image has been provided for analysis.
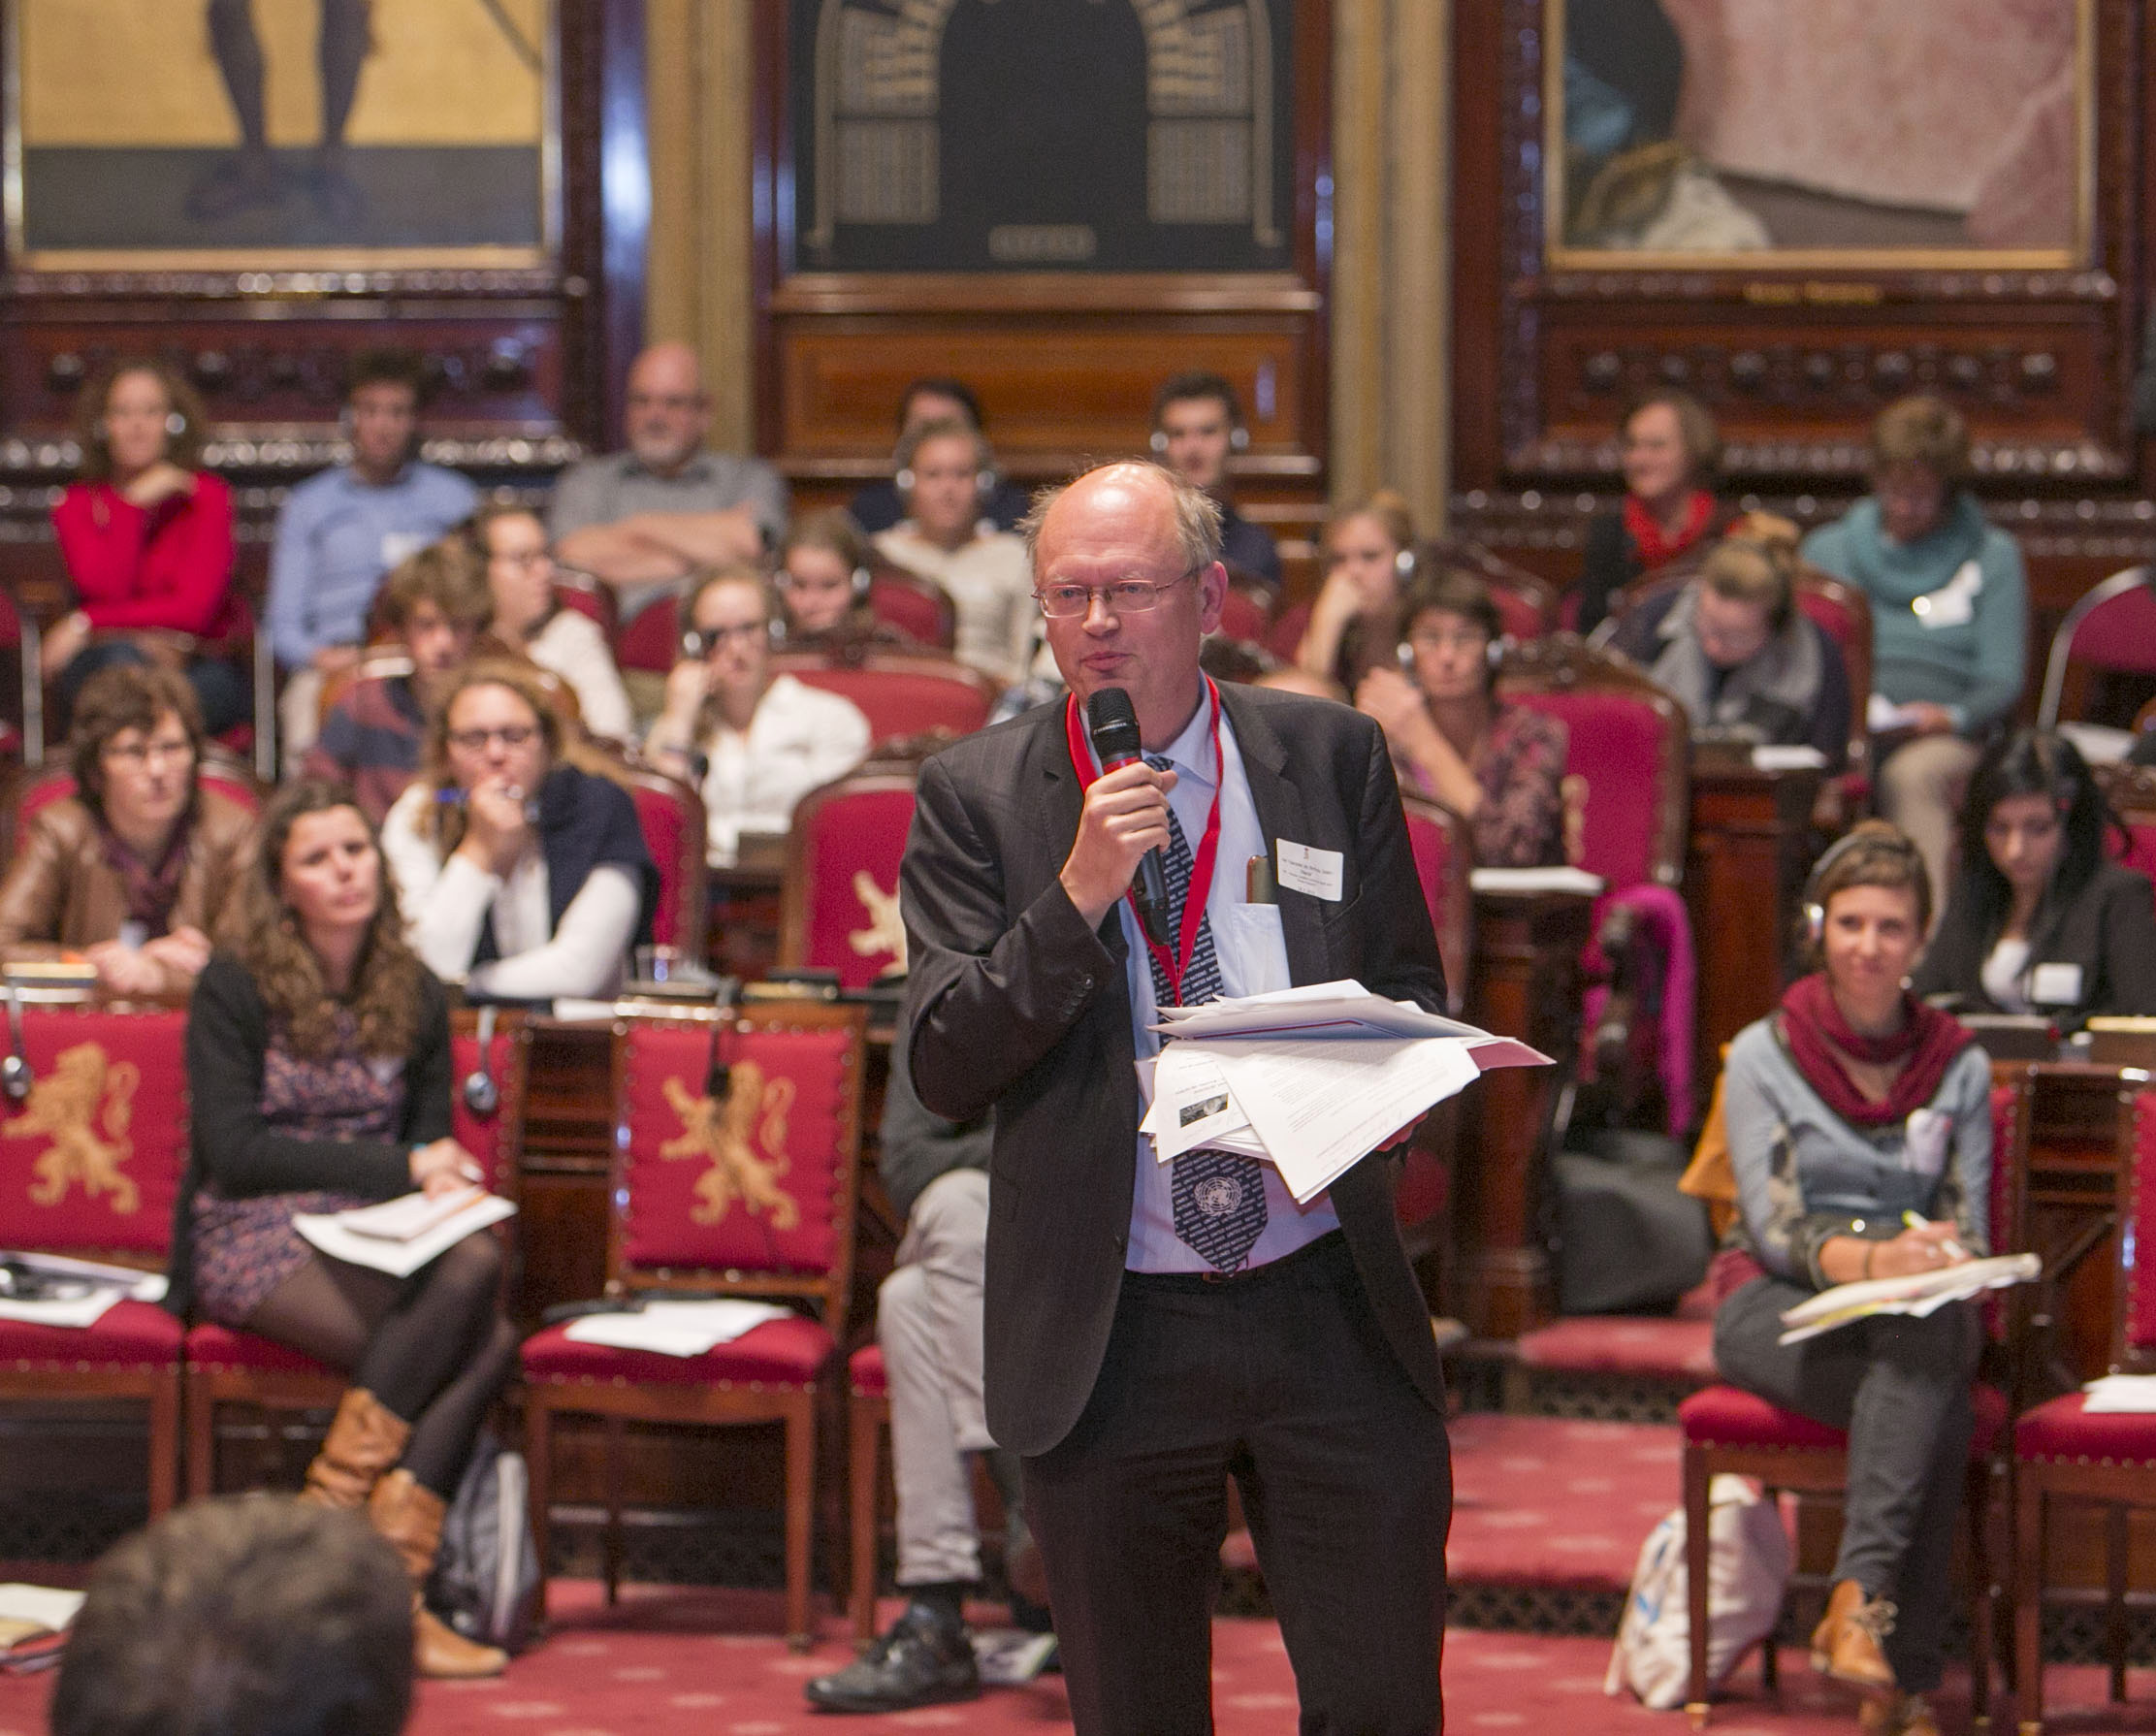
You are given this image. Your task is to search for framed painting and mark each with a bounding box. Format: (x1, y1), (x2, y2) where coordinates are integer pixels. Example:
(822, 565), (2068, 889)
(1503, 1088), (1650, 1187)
(1544, 0), (2095, 271)
(3, 0), (559, 271)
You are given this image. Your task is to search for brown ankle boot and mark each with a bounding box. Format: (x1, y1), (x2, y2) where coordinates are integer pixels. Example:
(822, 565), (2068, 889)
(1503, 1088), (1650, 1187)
(1810, 1578), (1897, 1692)
(299, 1389), (411, 1510)
(368, 1468), (509, 1679)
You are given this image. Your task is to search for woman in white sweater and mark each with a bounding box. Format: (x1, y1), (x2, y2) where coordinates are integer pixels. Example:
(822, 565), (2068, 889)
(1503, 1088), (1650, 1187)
(462, 502), (634, 742)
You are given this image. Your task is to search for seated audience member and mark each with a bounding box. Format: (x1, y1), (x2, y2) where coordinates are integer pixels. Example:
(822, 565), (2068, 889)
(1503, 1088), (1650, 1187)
(383, 662), (657, 1002)
(873, 418), (1036, 684)
(51, 1497), (413, 1736)
(645, 569), (873, 867)
(1575, 390), (1728, 635)
(2132, 725), (2156, 769)
(176, 780), (517, 1678)
(267, 350), (478, 765)
(549, 342), (788, 622)
(804, 1025), (1047, 1714)
(778, 507), (906, 651)
(849, 377), (1032, 535)
(1803, 395), (2029, 916)
(304, 541), (493, 824)
(48, 358), (248, 736)
(463, 502), (633, 742)
(1610, 514), (1851, 766)
(1914, 729), (2156, 1024)
(1713, 822), (1990, 1736)
(0, 665), (249, 994)
(1355, 566), (1569, 867)
(1151, 370), (1281, 592)
(1292, 491), (1419, 692)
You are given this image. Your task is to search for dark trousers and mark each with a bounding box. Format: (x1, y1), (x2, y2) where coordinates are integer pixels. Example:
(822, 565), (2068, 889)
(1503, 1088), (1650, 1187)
(1022, 1233), (1451, 1736)
(1713, 1275), (1981, 1693)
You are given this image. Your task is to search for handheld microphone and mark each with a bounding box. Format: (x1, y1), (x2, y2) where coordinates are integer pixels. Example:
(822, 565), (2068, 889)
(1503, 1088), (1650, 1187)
(1084, 687), (1172, 948)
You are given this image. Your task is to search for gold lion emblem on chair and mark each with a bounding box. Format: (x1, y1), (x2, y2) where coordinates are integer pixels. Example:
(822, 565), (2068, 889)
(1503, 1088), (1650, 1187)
(6, 1042), (143, 1216)
(847, 871), (907, 977)
(659, 1062), (801, 1230)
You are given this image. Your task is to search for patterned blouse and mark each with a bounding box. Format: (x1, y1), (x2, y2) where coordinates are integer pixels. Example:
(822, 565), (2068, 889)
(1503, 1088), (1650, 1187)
(1404, 703), (1569, 869)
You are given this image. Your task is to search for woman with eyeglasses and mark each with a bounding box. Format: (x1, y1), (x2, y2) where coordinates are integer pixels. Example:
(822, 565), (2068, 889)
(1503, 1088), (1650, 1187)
(48, 358), (248, 736)
(1282, 492), (1418, 694)
(380, 660), (657, 1002)
(460, 503), (633, 743)
(0, 663), (251, 994)
(1912, 729), (2156, 1026)
(643, 567), (872, 867)
(1353, 566), (1569, 867)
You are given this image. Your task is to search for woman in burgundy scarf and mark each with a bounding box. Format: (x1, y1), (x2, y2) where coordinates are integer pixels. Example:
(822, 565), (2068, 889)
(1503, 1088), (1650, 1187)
(1713, 821), (1991, 1736)
(1572, 389), (1730, 634)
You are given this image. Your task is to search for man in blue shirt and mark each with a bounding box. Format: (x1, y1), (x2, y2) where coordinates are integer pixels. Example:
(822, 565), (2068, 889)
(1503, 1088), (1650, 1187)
(268, 350), (477, 766)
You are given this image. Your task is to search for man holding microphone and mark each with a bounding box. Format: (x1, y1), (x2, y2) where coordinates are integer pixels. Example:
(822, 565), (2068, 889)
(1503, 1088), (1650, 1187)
(899, 461), (1453, 1734)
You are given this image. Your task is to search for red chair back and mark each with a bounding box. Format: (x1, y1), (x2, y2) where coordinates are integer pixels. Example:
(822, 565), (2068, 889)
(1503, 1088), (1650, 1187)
(2097, 764), (2156, 884)
(778, 769), (919, 990)
(864, 566), (957, 650)
(0, 1006), (188, 1260)
(16, 755), (261, 831)
(1426, 537), (1557, 640)
(616, 595), (684, 676)
(621, 766), (709, 958)
(1399, 792), (1472, 1013)
(552, 574), (620, 642)
(1795, 568), (1874, 781)
(610, 1005), (867, 1318)
(1217, 585), (1272, 645)
(1498, 635), (1689, 894)
(2039, 567), (2156, 728)
(448, 1009), (530, 1196)
(768, 652), (997, 745)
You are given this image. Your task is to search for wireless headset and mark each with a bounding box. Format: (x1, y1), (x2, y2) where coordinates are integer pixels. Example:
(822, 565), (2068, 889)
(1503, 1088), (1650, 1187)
(0, 986), (32, 1104)
(1800, 828), (1925, 948)
(460, 1003), (499, 1117)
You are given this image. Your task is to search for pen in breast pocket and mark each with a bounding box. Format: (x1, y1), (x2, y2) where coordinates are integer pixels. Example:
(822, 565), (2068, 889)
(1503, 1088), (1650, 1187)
(1903, 1208), (1968, 1263)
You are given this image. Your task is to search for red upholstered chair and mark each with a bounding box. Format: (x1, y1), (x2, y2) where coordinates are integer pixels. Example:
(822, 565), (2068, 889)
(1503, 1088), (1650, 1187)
(864, 563), (957, 651)
(847, 1340), (890, 1644)
(777, 758), (922, 992)
(1399, 791), (1472, 1015)
(0, 1004), (190, 1516)
(2095, 762), (2156, 884)
(2037, 566), (2156, 729)
(619, 761), (710, 960)
(1497, 634), (1692, 1129)
(2012, 1083), (2156, 1731)
(1427, 536), (1558, 641)
(520, 1002), (868, 1650)
(1794, 568), (1874, 797)
(768, 650), (998, 746)
(180, 1009), (530, 1497)
(1675, 1071), (2033, 1728)
(1216, 582), (1273, 646)
(552, 570), (620, 643)
(615, 595), (683, 677)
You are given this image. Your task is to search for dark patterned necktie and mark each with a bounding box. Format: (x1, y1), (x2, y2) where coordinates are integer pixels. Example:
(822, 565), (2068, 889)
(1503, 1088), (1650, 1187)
(1143, 755), (1268, 1271)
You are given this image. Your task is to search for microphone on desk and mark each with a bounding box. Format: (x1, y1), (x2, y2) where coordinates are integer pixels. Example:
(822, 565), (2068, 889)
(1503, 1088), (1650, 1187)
(1085, 687), (1172, 948)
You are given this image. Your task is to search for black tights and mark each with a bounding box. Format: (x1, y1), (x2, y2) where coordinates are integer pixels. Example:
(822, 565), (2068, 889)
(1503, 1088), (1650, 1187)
(247, 1235), (518, 1497)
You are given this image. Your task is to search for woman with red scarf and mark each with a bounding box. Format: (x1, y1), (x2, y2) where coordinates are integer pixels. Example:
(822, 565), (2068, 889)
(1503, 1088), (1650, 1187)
(1713, 821), (1989, 1736)
(1573, 390), (1728, 635)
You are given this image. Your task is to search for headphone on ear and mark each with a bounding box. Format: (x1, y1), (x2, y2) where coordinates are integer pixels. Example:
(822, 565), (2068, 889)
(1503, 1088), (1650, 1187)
(1800, 828), (1925, 948)
(1148, 430), (1169, 455)
(1230, 425), (1250, 452)
(894, 465), (999, 507)
(852, 563), (873, 601)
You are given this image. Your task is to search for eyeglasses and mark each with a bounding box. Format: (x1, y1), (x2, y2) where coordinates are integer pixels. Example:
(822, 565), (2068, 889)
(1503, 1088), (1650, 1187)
(1406, 628), (1490, 654)
(446, 723), (538, 752)
(693, 621), (769, 654)
(1034, 571), (1197, 619)
(491, 548), (551, 572)
(102, 737), (193, 769)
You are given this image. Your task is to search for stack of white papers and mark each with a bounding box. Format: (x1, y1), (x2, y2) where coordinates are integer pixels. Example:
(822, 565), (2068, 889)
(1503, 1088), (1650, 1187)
(0, 1250), (165, 1329)
(294, 1190), (517, 1278)
(2081, 1374), (2156, 1413)
(1468, 866), (1607, 896)
(1776, 1251), (2041, 1346)
(563, 1299), (792, 1357)
(1140, 981), (1552, 1205)
(1751, 745), (1828, 772)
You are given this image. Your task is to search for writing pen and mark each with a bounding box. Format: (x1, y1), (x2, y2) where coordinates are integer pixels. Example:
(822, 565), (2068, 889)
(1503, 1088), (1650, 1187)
(1903, 1209), (1969, 1263)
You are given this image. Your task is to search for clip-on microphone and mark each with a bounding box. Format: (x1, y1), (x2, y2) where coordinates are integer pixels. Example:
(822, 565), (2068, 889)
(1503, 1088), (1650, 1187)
(1084, 687), (1172, 948)
(0, 986), (32, 1104)
(461, 1003), (499, 1117)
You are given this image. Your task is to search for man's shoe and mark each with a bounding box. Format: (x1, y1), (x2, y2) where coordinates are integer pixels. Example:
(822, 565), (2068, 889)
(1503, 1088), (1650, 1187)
(1809, 1578), (1897, 1692)
(803, 1602), (980, 1714)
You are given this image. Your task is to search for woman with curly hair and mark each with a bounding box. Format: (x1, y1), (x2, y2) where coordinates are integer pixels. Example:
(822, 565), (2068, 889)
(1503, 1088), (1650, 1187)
(172, 779), (514, 1680)
(381, 659), (656, 1001)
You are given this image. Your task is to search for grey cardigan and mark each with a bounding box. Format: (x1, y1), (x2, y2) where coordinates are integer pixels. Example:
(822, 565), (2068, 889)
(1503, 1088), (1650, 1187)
(1722, 1014), (1993, 1290)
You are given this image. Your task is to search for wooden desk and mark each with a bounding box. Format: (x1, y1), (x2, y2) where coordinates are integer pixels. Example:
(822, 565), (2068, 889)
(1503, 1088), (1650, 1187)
(707, 834), (788, 981)
(1684, 753), (1823, 1098)
(2019, 1060), (2148, 1390)
(1456, 884), (1593, 1339)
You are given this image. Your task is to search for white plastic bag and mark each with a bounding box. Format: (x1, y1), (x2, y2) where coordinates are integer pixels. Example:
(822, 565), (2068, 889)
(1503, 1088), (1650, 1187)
(1604, 1474), (1792, 1710)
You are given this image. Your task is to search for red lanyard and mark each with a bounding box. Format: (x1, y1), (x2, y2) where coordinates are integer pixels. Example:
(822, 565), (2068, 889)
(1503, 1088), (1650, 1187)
(1063, 680), (1225, 1006)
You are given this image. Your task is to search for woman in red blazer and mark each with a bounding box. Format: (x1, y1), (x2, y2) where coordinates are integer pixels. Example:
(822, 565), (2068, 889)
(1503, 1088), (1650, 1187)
(48, 359), (247, 735)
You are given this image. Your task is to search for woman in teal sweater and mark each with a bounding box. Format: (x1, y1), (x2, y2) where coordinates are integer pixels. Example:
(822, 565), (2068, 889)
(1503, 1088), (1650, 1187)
(1802, 395), (2028, 921)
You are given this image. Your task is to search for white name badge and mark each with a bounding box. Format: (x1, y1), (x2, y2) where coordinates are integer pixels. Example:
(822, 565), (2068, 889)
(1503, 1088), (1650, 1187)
(2029, 961), (2084, 1007)
(1274, 840), (1344, 902)
(1911, 560), (1982, 629)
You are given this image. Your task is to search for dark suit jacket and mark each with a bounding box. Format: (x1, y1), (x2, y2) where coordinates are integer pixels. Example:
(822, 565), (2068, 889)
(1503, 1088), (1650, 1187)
(899, 682), (1450, 1457)
(1913, 858), (2156, 1025)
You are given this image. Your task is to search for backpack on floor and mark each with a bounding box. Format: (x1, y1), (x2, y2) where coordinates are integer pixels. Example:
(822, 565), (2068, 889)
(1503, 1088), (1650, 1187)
(1603, 1474), (1790, 1710)
(431, 1428), (543, 1654)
